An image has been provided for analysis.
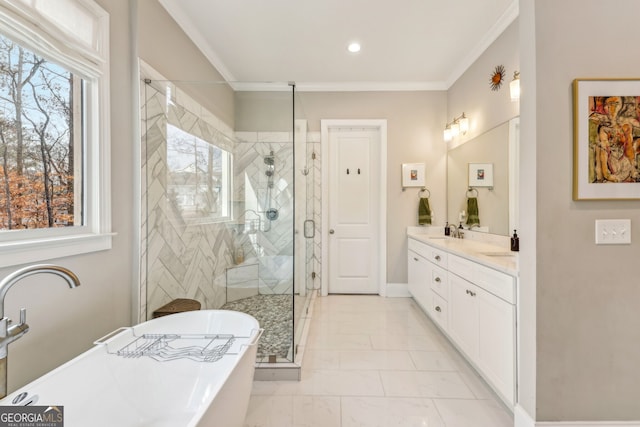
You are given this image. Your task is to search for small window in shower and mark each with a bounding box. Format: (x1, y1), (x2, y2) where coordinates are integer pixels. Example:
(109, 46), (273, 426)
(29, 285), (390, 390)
(166, 124), (231, 222)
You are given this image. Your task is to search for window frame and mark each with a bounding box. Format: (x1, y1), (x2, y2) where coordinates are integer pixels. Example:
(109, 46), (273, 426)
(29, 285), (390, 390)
(0, 0), (112, 268)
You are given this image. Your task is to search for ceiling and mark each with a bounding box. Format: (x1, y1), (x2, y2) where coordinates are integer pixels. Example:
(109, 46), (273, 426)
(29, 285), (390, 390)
(158, 0), (518, 91)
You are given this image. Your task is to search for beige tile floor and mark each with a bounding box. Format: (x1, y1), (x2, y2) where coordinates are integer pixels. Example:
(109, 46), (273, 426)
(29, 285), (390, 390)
(244, 295), (514, 427)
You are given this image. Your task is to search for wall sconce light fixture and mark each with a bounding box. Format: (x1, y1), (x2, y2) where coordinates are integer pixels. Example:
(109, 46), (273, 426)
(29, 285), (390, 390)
(510, 71), (520, 101)
(443, 113), (469, 142)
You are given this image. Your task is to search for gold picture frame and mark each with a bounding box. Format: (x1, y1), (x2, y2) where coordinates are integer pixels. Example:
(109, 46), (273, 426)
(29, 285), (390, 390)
(573, 78), (640, 200)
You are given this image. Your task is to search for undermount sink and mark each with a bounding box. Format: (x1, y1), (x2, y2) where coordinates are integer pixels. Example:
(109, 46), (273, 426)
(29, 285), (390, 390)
(481, 251), (516, 257)
(427, 236), (449, 240)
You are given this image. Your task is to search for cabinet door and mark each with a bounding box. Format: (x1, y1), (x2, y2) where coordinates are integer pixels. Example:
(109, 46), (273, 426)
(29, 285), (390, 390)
(448, 274), (479, 359)
(407, 250), (431, 312)
(477, 288), (515, 404)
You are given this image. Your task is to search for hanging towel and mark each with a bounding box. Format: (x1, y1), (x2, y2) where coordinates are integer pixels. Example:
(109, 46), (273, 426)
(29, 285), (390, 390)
(466, 197), (480, 227)
(418, 197), (432, 225)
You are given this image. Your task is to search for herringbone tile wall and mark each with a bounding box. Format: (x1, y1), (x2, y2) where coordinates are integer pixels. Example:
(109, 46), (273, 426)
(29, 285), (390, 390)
(140, 80), (322, 322)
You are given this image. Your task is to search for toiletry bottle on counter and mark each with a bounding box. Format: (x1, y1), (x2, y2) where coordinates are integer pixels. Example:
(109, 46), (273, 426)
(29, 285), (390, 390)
(444, 221), (450, 236)
(511, 230), (519, 252)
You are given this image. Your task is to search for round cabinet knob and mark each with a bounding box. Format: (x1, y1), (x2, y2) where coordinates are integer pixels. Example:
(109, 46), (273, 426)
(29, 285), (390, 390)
(434, 277), (441, 283)
(434, 255), (441, 261)
(329, 229), (335, 234)
(435, 306), (441, 312)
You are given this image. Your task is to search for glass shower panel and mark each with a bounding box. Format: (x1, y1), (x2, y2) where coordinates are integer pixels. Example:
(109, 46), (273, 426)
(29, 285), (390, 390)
(229, 88), (295, 363)
(140, 75), (300, 364)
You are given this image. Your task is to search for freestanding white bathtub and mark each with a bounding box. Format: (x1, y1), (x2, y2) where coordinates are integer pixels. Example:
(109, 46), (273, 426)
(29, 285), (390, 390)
(0, 310), (262, 427)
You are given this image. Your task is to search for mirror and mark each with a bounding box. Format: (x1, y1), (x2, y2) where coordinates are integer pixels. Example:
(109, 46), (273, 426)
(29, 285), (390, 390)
(447, 117), (519, 236)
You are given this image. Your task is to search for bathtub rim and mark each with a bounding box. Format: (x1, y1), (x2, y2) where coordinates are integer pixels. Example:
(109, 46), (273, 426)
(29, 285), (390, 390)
(0, 309), (262, 427)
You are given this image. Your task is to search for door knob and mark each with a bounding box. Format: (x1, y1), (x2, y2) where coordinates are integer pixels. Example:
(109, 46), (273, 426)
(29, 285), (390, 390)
(329, 229), (335, 234)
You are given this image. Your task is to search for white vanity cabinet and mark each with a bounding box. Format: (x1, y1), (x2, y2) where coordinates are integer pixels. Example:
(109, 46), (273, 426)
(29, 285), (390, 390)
(407, 249), (431, 312)
(448, 254), (515, 404)
(407, 238), (449, 329)
(407, 236), (516, 407)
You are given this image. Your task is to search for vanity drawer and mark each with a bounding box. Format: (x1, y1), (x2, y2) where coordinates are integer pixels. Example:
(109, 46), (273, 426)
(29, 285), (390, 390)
(474, 265), (515, 304)
(448, 254), (475, 283)
(408, 238), (448, 267)
(430, 265), (448, 299)
(448, 254), (515, 304)
(431, 292), (448, 329)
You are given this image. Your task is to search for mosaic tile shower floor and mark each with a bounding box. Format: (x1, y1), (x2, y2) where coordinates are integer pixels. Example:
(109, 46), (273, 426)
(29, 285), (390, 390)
(221, 294), (293, 361)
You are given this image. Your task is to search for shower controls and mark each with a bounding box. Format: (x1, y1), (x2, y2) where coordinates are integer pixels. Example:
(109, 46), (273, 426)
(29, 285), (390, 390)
(265, 208), (279, 221)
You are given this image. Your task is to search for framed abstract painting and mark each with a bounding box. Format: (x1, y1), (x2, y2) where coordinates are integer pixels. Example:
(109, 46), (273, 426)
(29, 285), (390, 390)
(573, 78), (640, 200)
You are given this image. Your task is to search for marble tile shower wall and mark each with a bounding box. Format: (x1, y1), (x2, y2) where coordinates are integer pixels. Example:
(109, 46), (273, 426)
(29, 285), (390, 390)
(140, 82), (237, 321)
(140, 82), (323, 321)
(234, 134), (294, 294)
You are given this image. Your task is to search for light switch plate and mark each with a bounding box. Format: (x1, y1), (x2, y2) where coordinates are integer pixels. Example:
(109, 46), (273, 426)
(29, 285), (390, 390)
(595, 219), (631, 245)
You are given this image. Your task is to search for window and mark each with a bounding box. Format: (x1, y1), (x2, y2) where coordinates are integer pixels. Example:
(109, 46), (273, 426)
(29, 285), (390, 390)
(167, 124), (231, 222)
(0, 0), (110, 267)
(0, 34), (82, 230)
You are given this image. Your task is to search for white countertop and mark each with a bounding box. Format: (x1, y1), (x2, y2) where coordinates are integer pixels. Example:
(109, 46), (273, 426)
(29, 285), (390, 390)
(407, 227), (518, 276)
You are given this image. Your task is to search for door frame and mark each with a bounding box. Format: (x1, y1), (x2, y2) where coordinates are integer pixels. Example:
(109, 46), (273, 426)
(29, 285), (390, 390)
(320, 119), (387, 297)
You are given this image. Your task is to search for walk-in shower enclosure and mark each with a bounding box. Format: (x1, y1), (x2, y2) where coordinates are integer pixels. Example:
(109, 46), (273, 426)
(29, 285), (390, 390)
(139, 62), (317, 365)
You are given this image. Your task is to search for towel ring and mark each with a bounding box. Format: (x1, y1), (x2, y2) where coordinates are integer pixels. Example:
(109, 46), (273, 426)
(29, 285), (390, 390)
(418, 188), (430, 198)
(467, 187), (478, 198)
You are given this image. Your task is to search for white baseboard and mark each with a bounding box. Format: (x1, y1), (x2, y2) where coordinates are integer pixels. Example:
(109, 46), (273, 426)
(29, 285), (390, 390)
(538, 423), (640, 427)
(515, 405), (536, 427)
(514, 405), (640, 427)
(385, 282), (410, 297)
(536, 421), (640, 427)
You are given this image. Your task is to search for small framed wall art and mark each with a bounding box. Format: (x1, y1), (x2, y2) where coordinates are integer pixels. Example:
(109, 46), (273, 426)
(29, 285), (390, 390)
(401, 163), (425, 188)
(468, 163), (494, 188)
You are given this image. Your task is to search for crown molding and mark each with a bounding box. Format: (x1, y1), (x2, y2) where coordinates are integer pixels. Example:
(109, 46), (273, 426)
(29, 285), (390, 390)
(159, 0), (518, 93)
(445, 0), (519, 89)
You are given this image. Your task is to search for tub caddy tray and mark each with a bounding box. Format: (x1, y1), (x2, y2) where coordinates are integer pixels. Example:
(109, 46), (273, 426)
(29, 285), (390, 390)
(106, 331), (250, 363)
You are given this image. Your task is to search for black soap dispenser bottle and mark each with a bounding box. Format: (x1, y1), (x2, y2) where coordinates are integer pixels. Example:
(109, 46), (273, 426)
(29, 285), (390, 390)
(510, 230), (519, 252)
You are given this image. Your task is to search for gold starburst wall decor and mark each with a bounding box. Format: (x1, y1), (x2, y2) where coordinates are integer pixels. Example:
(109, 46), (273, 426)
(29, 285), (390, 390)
(490, 65), (505, 91)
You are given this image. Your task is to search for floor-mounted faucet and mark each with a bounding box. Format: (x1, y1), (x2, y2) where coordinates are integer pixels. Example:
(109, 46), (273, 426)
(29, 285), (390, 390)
(0, 264), (80, 399)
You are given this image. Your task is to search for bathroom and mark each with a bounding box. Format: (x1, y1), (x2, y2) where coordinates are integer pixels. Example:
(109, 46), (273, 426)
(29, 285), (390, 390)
(0, 1), (639, 426)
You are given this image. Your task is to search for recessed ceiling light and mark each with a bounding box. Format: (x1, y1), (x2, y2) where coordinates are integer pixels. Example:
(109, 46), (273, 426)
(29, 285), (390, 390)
(347, 42), (361, 53)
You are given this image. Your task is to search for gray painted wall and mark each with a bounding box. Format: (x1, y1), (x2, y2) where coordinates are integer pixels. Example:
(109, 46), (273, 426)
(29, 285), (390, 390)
(447, 21), (519, 143)
(524, 0), (640, 421)
(296, 91), (448, 285)
(137, 0), (235, 128)
(0, 0), (134, 391)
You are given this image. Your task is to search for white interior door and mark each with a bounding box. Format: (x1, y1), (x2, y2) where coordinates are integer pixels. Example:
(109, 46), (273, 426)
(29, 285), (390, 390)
(326, 126), (380, 294)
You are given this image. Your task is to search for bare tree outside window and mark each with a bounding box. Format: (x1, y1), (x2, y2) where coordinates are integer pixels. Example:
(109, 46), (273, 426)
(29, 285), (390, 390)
(0, 34), (81, 230)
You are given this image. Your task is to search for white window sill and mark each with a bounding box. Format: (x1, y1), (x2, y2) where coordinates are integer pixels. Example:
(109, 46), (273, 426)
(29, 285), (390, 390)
(0, 233), (115, 268)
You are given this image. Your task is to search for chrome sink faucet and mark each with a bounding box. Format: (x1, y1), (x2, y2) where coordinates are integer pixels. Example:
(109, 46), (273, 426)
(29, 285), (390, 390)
(0, 264), (80, 399)
(448, 224), (464, 239)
